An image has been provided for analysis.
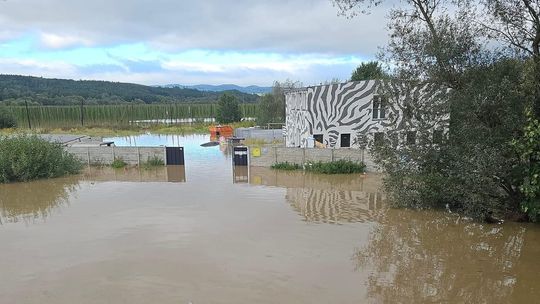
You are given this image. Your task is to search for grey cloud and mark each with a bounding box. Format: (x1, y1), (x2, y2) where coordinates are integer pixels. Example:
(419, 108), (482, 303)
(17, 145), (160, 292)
(0, 0), (389, 55)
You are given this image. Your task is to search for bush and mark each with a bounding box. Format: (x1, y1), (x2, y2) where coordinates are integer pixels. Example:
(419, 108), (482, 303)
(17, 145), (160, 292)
(305, 160), (366, 174)
(271, 160), (366, 174)
(0, 108), (17, 129)
(142, 156), (164, 169)
(0, 135), (83, 183)
(271, 161), (301, 170)
(111, 157), (128, 168)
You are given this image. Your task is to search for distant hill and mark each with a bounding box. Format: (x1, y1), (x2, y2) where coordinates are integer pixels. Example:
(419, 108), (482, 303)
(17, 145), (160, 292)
(163, 84), (272, 95)
(0, 75), (260, 105)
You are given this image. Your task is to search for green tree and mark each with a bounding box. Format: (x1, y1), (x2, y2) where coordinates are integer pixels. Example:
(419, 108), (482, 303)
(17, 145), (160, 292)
(334, 0), (537, 221)
(257, 80), (301, 127)
(350, 61), (387, 81)
(0, 107), (17, 129)
(216, 93), (241, 123)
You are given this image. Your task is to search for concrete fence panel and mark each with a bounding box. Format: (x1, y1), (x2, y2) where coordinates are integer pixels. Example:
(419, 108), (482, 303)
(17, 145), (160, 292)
(65, 146), (166, 166)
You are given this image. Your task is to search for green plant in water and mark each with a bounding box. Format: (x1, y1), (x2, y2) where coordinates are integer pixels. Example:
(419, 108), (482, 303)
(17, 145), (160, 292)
(141, 156), (164, 169)
(271, 162), (301, 170)
(0, 135), (83, 183)
(305, 160), (366, 174)
(111, 157), (128, 169)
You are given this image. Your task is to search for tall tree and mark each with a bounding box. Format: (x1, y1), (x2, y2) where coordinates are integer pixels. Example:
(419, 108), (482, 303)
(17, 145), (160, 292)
(216, 93), (241, 124)
(257, 80), (301, 127)
(350, 61), (386, 81)
(333, 0), (538, 221)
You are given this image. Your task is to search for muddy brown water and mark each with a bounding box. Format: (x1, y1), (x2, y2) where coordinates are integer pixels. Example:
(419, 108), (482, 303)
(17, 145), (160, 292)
(0, 134), (539, 304)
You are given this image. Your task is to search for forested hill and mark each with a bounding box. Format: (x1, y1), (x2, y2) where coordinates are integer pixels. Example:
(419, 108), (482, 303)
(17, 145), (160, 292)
(0, 75), (260, 105)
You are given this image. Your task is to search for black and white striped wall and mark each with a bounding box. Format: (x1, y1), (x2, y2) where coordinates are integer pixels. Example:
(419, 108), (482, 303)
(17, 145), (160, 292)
(285, 80), (449, 149)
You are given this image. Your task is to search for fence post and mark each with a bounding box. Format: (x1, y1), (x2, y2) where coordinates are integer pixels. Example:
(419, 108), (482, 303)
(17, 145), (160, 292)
(137, 147), (141, 167)
(302, 148), (306, 164)
(87, 147), (91, 166)
(331, 149), (335, 162)
(112, 146), (115, 162)
(274, 146), (278, 164)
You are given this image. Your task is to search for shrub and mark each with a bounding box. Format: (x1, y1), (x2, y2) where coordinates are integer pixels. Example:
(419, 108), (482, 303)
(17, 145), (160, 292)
(0, 108), (17, 129)
(271, 161), (301, 170)
(111, 157), (128, 168)
(0, 135), (83, 183)
(305, 160), (366, 174)
(141, 156), (164, 169)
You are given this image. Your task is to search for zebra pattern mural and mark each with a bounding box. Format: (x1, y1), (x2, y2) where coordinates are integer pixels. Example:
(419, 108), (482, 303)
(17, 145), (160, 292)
(286, 188), (384, 224)
(285, 80), (449, 148)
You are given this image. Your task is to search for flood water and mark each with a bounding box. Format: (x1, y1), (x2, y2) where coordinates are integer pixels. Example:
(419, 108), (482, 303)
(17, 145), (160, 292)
(1, 134), (539, 303)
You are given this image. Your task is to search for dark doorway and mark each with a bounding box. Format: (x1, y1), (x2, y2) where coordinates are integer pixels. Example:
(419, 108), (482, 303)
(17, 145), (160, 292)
(313, 134), (323, 144)
(165, 147), (185, 165)
(340, 134), (351, 148)
(233, 146), (249, 166)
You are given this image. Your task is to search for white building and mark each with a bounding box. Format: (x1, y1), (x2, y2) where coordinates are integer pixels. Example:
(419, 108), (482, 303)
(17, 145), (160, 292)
(284, 80), (449, 149)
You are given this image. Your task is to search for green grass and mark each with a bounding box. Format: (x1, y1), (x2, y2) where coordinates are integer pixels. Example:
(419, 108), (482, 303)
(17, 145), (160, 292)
(271, 162), (302, 170)
(0, 120), (257, 137)
(271, 160), (366, 174)
(0, 135), (83, 183)
(141, 156), (165, 169)
(111, 158), (128, 169)
(305, 160), (366, 174)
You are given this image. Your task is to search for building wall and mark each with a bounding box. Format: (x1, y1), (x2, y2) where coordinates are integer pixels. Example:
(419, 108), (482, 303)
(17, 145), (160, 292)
(65, 146), (165, 165)
(234, 128), (283, 141)
(248, 145), (380, 172)
(285, 80), (449, 148)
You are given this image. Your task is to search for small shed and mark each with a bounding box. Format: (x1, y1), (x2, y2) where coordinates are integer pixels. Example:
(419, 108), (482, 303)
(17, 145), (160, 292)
(209, 125), (233, 138)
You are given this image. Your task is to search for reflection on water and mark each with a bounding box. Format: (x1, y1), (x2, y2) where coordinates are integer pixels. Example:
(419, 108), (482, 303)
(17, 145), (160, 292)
(232, 166), (249, 183)
(355, 210), (540, 303)
(249, 167), (385, 224)
(0, 177), (79, 224)
(83, 166), (186, 183)
(1, 134), (539, 303)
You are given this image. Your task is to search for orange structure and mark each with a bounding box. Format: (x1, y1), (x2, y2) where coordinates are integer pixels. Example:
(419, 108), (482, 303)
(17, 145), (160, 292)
(209, 125), (234, 140)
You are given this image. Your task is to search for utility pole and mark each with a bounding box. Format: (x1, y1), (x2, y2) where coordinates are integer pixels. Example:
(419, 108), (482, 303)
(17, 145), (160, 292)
(24, 98), (31, 129)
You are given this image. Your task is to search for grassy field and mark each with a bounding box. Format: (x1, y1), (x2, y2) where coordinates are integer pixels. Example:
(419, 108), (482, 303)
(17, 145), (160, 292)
(3, 103), (258, 129)
(0, 121), (258, 137)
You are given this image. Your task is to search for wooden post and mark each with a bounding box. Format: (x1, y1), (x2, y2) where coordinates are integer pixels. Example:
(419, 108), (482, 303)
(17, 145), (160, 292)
(137, 147), (141, 167)
(87, 147), (91, 166)
(331, 149), (335, 162)
(112, 146), (115, 162)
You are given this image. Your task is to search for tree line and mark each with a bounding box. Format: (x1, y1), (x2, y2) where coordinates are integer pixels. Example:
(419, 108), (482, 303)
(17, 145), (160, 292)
(0, 74), (259, 105)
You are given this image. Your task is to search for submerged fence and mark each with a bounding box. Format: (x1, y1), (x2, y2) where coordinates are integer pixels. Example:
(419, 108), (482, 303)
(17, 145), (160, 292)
(4, 103), (259, 128)
(248, 145), (380, 172)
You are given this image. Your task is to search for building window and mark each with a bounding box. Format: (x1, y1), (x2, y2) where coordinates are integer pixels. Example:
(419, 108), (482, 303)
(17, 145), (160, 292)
(372, 95), (387, 120)
(374, 132), (384, 146)
(340, 134), (351, 148)
(433, 130), (444, 144)
(406, 131), (416, 145)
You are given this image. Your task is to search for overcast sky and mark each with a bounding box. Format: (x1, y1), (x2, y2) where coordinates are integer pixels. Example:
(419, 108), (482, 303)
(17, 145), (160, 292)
(0, 0), (390, 86)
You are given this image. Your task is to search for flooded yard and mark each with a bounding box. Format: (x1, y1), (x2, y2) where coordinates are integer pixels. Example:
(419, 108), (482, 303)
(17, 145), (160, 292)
(1, 134), (539, 303)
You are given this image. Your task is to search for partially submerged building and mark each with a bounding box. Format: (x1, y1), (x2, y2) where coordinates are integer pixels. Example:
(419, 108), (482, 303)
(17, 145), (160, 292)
(284, 80), (449, 149)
